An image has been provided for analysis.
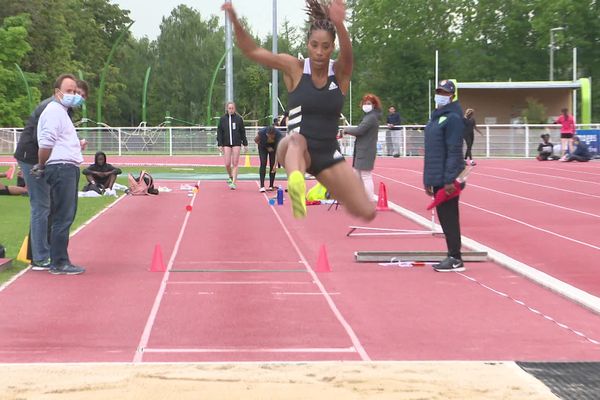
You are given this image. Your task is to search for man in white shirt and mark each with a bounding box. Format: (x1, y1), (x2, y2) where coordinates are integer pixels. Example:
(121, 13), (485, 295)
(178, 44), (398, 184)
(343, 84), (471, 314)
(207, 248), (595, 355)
(34, 74), (86, 275)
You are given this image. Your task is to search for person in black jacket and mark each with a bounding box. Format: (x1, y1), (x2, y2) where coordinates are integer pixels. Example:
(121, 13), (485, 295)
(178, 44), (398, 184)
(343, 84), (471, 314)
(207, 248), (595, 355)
(254, 119), (283, 192)
(463, 108), (483, 165)
(386, 105), (401, 157)
(82, 151), (122, 194)
(217, 102), (248, 190)
(424, 80), (466, 272)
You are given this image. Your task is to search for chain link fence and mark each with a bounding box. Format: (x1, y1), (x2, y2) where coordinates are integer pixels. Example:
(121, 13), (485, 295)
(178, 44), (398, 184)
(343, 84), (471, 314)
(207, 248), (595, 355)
(1, 124), (598, 158)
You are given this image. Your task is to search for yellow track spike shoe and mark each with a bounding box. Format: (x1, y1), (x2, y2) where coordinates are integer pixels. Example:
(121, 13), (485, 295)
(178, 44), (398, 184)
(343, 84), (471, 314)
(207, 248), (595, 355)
(287, 170), (307, 219)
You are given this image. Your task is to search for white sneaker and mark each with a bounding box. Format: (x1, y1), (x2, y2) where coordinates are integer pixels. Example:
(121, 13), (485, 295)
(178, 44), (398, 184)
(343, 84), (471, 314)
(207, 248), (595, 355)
(259, 187), (266, 192)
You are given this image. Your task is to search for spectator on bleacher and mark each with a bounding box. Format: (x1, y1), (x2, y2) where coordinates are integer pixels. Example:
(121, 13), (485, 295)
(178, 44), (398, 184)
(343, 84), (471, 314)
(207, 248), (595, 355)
(536, 133), (559, 161)
(563, 136), (591, 162)
(342, 93), (382, 201)
(13, 78), (88, 271)
(82, 151), (122, 195)
(463, 108), (483, 166)
(217, 101), (248, 190)
(555, 108), (575, 160)
(386, 105), (401, 157)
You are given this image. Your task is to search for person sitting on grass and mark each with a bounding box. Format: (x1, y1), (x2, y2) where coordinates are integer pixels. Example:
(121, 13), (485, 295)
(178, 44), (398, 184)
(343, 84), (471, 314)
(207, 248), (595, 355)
(562, 136), (591, 162)
(0, 170), (28, 196)
(537, 133), (559, 161)
(82, 151), (122, 195)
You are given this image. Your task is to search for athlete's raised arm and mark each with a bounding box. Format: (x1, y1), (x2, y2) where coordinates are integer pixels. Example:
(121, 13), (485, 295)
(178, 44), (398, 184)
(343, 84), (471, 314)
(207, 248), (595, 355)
(221, 2), (301, 89)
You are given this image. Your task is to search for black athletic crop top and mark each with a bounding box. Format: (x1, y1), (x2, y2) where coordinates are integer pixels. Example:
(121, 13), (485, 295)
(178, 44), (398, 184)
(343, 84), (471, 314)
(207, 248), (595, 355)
(287, 59), (344, 142)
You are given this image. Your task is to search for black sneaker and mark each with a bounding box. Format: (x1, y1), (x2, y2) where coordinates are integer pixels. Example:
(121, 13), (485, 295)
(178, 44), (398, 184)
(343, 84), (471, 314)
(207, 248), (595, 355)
(433, 257), (465, 272)
(49, 264), (86, 275)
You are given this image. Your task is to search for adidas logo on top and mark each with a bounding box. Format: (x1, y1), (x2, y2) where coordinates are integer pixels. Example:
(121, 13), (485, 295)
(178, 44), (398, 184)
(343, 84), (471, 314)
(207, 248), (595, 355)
(328, 81), (338, 91)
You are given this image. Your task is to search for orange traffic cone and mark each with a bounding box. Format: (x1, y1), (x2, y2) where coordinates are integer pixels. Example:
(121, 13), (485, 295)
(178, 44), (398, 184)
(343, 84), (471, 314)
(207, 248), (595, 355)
(315, 244), (332, 273)
(150, 244), (166, 272)
(376, 182), (390, 211)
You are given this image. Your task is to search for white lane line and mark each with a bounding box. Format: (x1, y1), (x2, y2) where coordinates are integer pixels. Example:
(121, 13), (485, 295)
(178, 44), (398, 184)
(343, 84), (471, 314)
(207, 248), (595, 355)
(163, 291), (214, 295)
(176, 260), (302, 265)
(0, 268), (30, 294)
(373, 173), (600, 315)
(266, 197), (371, 361)
(272, 292), (341, 296)
(459, 273), (600, 346)
(462, 201), (600, 250)
(467, 183), (600, 219)
(1, 194), (128, 293)
(528, 166), (600, 177)
(133, 181), (200, 363)
(374, 172), (600, 248)
(485, 167), (600, 185)
(471, 172), (600, 199)
(143, 347), (356, 354)
(71, 194), (128, 236)
(168, 281), (311, 285)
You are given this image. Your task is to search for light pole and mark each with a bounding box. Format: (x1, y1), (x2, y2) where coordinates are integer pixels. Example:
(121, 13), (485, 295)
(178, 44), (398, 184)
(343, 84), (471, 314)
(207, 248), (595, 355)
(549, 27), (564, 81)
(271, 0), (278, 121)
(225, 0), (233, 103)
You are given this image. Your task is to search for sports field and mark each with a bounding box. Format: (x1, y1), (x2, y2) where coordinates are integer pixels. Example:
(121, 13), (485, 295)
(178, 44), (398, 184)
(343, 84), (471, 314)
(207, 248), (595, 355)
(0, 156), (599, 399)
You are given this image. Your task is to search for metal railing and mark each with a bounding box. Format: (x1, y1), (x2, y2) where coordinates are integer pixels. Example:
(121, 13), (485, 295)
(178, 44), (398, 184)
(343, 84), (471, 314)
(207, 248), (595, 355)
(1, 124), (598, 158)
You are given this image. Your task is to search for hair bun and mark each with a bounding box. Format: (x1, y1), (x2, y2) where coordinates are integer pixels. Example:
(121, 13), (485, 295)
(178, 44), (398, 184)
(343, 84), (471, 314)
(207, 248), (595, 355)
(305, 0), (330, 22)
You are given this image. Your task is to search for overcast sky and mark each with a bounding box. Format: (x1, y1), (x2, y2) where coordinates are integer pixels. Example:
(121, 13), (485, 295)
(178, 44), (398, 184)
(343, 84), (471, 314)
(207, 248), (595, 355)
(111, 0), (307, 40)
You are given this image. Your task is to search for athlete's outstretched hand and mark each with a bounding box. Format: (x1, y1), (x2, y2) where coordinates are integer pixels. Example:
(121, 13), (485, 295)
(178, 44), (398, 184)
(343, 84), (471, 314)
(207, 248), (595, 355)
(329, 0), (346, 26)
(221, 2), (237, 20)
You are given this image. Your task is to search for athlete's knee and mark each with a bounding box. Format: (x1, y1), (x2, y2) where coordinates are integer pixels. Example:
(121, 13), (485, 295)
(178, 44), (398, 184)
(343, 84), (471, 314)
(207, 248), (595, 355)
(287, 133), (306, 149)
(355, 204), (376, 222)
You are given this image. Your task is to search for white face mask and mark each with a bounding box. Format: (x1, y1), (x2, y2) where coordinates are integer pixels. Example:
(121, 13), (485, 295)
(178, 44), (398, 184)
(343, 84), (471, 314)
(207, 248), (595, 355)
(362, 104), (373, 113)
(434, 94), (451, 108)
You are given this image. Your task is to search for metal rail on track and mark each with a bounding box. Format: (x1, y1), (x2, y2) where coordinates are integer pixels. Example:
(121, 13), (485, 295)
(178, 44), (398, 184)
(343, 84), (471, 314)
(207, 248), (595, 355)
(355, 251), (488, 263)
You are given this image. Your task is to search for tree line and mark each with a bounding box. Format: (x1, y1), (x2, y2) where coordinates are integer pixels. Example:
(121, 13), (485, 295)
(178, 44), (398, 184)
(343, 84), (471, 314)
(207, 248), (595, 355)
(1, 0), (598, 128)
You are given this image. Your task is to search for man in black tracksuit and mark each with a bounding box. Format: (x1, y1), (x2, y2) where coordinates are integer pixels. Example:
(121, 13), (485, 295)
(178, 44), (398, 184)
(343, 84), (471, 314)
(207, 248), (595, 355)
(424, 80), (466, 272)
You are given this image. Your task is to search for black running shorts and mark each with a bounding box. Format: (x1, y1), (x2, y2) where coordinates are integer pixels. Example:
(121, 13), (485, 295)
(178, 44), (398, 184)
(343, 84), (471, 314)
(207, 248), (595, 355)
(305, 136), (345, 176)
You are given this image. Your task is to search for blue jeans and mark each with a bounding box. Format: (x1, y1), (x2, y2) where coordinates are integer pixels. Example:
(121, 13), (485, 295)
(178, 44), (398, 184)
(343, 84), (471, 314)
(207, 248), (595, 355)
(18, 161), (51, 264)
(44, 163), (80, 266)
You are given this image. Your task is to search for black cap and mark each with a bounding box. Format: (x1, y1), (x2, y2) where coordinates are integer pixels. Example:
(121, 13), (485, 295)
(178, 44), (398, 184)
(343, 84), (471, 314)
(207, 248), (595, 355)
(436, 80), (456, 94)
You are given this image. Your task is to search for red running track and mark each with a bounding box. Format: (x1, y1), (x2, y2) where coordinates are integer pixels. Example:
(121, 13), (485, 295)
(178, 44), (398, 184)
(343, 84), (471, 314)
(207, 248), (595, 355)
(0, 159), (599, 363)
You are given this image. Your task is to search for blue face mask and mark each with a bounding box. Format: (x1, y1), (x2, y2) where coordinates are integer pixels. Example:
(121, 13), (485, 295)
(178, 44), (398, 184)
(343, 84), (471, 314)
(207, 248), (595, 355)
(72, 94), (85, 108)
(59, 91), (79, 108)
(434, 94), (451, 108)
